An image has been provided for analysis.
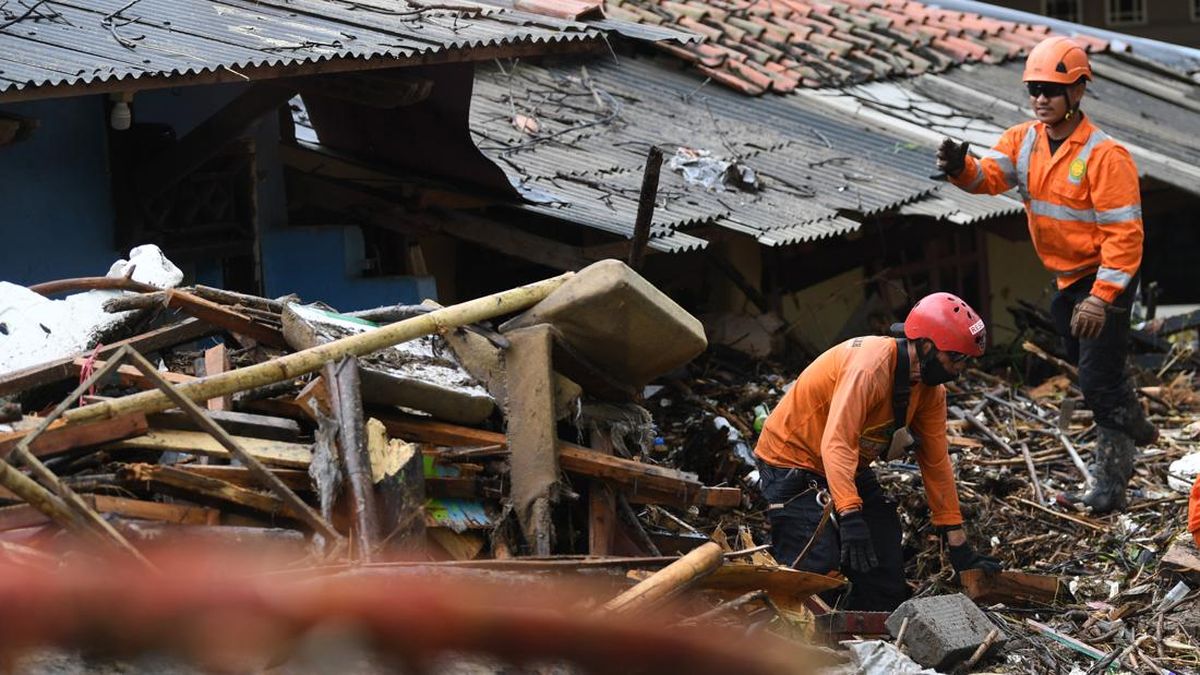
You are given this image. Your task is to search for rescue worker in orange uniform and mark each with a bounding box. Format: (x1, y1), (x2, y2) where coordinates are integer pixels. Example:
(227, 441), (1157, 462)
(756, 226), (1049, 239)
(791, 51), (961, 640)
(755, 293), (1000, 611)
(937, 36), (1155, 514)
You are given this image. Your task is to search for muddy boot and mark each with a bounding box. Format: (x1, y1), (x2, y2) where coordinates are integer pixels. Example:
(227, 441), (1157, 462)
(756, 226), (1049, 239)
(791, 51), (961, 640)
(1079, 427), (1136, 514)
(1113, 397), (1158, 447)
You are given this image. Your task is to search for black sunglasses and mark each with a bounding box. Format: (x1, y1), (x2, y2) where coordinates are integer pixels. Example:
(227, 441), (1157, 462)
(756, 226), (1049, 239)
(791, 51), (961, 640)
(946, 352), (971, 364)
(1026, 82), (1067, 99)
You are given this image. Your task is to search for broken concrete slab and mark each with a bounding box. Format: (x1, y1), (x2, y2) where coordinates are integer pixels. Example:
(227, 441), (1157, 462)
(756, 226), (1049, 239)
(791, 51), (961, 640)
(281, 302), (493, 425)
(885, 593), (1004, 671)
(500, 259), (706, 387)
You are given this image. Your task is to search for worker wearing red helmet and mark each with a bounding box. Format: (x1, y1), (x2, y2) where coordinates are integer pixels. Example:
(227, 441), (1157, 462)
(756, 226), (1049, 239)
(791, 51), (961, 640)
(937, 36), (1155, 514)
(755, 292), (1000, 611)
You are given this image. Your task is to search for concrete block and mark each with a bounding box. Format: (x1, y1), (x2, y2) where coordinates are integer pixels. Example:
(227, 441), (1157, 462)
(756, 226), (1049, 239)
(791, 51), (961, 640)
(885, 593), (1004, 671)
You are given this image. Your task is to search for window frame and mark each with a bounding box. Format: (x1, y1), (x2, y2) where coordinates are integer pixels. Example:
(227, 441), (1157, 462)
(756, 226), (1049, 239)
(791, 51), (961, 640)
(1042, 0), (1083, 23)
(1106, 0), (1148, 26)
(1192, 0), (1200, 22)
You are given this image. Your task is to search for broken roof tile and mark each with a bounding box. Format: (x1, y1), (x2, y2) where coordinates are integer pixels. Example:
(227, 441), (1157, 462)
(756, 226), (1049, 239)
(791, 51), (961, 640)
(514, 0), (605, 19)
(616, 0), (1110, 95)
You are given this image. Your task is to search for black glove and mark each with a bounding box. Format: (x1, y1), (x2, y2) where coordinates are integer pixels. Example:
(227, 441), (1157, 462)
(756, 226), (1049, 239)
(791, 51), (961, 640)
(838, 511), (879, 573)
(948, 543), (1002, 574)
(936, 138), (970, 177)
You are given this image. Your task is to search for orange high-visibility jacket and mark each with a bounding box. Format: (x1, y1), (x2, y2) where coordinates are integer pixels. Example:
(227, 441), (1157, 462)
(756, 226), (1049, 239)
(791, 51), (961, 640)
(754, 336), (963, 526)
(1190, 474), (1200, 550)
(950, 116), (1143, 303)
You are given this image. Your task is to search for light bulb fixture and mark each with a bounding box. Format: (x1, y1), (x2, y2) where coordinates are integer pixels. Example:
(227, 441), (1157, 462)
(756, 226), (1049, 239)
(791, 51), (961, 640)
(109, 92), (134, 131)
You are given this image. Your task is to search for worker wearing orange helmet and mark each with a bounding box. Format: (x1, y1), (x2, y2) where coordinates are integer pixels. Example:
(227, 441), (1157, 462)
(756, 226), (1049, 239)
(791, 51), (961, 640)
(936, 36), (1155, 514)
(755, 293), (1000, 611)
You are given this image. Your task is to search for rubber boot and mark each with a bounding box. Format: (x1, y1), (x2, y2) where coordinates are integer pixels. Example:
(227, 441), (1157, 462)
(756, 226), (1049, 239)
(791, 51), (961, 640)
(1113, 397), (1158, 447)
(1079, 427), (1136, 515)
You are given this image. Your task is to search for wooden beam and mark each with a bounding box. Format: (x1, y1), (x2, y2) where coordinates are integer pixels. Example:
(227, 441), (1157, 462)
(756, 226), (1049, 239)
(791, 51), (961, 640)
(69, 358), (196, 391)
(0, 40), (604, 105)
(164, 290), (289, 348)
(203, 344), (232, 411)
(289, 169), (590, 271)
(379, 415), (737, 508)
(147, 409), (302, 442)
(117, 463), (306, 521)
(174, 465), (312, 493)
(136, 83), (299, 199)
(0, 414), (149, 459)
(109, 430), (312, 469)
(0, 494), (220, 532)
(588, 429), (616, 556)
(0, 318), (215, 396)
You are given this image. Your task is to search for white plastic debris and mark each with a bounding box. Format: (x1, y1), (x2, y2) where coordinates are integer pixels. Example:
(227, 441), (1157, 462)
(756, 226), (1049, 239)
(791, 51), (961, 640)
(0, 244), (183, 377)
(844, 640), (942, 675)
(1168, 451), (1200, 493)
(667, 147), (759, 192)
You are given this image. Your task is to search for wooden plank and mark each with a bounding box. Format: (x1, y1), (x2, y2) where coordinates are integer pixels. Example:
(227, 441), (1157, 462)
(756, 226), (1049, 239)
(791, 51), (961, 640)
(148, 409), (302, 442)
(0, 414), (150, 459)
(1162, 537), (1200, 573)
(381, 416), (727, 507)
(117, 463), (306, 520)
(0, 494), (220, 531)
(697, 564), (846, 613)
(203, 344), (232, 411)
(697, 487), (743, 509)
(589, 429), (616, 556)
(172, 465), (312, 492)
(108, 429), (312, 469)
(0, 318), (215, 396)
(70, 358), (196, 390)
(959, 569), (1066, 606)
(165, 289), (289, 348)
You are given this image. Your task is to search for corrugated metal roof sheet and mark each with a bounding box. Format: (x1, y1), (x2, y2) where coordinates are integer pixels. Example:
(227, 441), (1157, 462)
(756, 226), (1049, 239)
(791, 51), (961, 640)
(0, 0), (613, 97)
(471, 55), (1019, 248)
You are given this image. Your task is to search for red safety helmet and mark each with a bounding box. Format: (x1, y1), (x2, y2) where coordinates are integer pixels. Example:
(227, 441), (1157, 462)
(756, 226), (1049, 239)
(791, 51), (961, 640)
(904, 292), (987, 357)
(1023, 36), (1092, 85)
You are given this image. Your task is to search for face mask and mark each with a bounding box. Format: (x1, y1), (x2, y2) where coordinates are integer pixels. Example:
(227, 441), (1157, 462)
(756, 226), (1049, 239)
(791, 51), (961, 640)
(919, 348), (959, 386)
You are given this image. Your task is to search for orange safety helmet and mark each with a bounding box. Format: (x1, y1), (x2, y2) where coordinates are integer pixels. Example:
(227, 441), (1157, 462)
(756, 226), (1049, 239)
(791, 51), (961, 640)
(903, 292), (987, 357)
(1023, 36), (1092, 84)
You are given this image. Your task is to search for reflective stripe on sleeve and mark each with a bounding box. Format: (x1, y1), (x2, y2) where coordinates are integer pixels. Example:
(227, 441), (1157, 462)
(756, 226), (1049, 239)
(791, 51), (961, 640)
(978, 148), (1016, 188)
(1097, 267), (1132, 288)
(1095, 204), (1142, 224)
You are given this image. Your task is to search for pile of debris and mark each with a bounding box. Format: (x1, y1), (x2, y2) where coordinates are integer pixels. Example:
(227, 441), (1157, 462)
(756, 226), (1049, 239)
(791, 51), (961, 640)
(648, 338), (1200, 673)
(0, 249), (850, 671)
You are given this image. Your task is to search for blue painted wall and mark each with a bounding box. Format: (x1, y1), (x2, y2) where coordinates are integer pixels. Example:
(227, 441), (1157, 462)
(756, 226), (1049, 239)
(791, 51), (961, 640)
(0, 96), (120, 285)
(0, 86), (436, 309)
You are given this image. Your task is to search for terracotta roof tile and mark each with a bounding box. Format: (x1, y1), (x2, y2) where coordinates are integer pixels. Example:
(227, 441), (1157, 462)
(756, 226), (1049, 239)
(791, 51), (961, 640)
(616, 0), (1110, 95)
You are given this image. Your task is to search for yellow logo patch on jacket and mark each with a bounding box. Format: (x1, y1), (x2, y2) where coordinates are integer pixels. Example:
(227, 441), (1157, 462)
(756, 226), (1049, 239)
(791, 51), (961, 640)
(1069, 158), (1086, 180)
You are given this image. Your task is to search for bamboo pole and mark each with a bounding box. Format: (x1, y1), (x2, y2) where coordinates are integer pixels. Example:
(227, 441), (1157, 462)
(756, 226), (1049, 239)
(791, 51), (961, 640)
(603, 541), (725, 614)
(62, 273), (573, 426)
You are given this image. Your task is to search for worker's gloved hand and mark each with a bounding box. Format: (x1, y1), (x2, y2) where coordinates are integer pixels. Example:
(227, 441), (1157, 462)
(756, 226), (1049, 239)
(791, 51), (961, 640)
(948, 543), (1002, 575)
(936, 138), (970, 177)
(838, 511), (879, 573)
(1071, 294), (1108, 340)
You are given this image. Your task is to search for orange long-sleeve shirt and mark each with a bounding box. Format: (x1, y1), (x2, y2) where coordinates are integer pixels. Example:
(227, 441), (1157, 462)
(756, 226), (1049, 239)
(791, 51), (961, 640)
(754, 336), (963, 527)
(949, 116), (1142, 304)
(1190, 474), (1200, 550)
